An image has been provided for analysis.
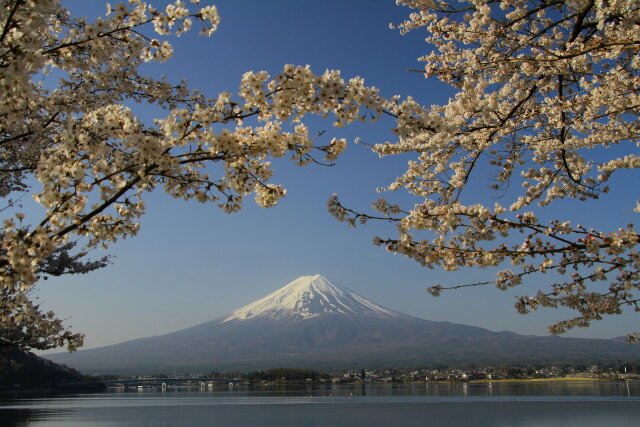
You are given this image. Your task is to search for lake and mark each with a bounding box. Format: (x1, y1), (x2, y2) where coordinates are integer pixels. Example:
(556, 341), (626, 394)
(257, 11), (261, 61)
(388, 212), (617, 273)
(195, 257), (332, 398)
(1, 381), (639, 426)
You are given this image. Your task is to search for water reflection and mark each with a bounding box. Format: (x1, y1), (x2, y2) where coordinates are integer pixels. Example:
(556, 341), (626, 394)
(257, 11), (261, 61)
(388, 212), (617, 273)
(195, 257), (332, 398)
(1, 381), (639, 426)
(7, 380), (638, 401)
(279, 380), (640, 399)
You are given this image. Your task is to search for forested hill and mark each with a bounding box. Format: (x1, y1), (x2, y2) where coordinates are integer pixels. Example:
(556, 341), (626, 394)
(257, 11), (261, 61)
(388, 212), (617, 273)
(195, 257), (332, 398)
(0, 348), (97, 391)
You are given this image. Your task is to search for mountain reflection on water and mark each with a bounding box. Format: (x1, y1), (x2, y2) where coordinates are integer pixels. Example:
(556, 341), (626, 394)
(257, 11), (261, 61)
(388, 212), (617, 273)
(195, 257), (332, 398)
(1, 381), (639, 427)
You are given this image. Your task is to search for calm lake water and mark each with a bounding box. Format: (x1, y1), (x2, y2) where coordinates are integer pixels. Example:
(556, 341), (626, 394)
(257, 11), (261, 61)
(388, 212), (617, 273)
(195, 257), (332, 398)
(1, 381), (639, 426)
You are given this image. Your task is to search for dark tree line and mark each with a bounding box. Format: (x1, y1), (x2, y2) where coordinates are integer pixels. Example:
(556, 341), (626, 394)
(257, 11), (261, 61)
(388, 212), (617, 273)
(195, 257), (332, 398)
(0, 348), (95, 390)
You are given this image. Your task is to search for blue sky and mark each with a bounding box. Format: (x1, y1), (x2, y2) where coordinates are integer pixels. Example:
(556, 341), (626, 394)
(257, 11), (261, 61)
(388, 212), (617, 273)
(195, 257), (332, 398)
(32, 0), (638, 352)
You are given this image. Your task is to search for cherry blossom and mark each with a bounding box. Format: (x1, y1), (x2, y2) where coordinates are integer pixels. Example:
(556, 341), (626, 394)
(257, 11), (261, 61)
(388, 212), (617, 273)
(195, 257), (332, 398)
(0, 0), (383, 351)
(330, 0), (640, 340)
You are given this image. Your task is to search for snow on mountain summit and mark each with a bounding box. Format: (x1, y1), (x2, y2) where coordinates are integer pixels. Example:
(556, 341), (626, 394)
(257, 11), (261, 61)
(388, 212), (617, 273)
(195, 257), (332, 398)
(222, 274), (398, 322)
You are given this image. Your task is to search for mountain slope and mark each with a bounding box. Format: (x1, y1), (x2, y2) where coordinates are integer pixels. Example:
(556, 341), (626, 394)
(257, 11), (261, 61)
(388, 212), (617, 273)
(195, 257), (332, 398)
(45, 275), (640, 374)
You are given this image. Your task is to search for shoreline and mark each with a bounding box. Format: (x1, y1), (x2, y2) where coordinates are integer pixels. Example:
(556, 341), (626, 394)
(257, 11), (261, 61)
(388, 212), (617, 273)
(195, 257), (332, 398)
(451, 377), (639, 384)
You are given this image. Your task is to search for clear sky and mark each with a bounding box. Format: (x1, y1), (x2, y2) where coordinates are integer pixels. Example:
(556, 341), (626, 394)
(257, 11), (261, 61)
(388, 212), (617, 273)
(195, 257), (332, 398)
(32, 0), (638, 353)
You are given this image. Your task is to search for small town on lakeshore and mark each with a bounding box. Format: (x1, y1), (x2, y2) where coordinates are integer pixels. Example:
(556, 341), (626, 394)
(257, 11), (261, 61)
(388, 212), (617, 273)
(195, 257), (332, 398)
(85, 364), (640, 391)
(5, 356), (640, 394)
(99, 363), (640, 388)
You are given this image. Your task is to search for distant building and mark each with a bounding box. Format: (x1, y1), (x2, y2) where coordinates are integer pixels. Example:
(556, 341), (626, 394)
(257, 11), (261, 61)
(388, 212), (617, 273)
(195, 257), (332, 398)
(462, 372), (487, 381)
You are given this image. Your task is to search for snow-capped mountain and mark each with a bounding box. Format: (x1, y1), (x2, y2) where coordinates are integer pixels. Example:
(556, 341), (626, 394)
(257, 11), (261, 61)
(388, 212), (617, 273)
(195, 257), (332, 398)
(46, 274), (640, 374)
(222, 274), (398, 322)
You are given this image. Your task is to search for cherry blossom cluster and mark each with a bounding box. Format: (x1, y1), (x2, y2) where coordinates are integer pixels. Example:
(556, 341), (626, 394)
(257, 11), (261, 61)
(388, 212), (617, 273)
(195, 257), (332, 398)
(0, 0), (383, 351)
(331, 0), (640, 339)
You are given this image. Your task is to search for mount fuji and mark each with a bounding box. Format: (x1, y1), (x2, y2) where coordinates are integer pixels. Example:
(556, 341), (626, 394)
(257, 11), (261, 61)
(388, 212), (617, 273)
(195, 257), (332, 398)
(46, 274), (640, 374)
(221, 274), (398, 322)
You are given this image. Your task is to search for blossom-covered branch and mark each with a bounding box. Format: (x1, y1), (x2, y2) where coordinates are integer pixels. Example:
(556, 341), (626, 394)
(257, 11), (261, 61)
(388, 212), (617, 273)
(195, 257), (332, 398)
(0, 0), (384, 351)
(331, 0), (640, 340)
